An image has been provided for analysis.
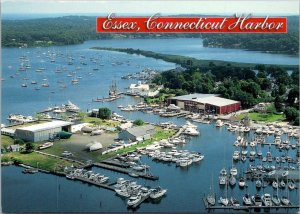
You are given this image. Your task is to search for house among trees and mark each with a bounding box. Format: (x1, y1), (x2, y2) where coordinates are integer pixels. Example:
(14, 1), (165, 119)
(118, 124), (155, 142)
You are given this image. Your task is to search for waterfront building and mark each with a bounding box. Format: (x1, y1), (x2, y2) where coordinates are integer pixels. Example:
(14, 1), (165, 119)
(8, 144), (21, 152)
(167, 93), (240, 114)
(128, 81), (150, 97)
(118, 124), (155, 142)
(15, 120), (73, 142)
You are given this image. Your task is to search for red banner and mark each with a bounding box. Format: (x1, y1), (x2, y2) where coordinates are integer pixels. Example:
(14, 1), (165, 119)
(96, 14), (287, 33)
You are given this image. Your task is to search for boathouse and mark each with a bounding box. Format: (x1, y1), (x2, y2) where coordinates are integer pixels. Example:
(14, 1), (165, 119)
(15, 120), (73, 142)
(167, 93), (240, 114)
(118, 124), (155, 142)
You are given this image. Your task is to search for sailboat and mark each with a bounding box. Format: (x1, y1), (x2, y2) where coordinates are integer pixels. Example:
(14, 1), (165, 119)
(219, 181), (229, 206)
(272, 174), (281, 206)
(206, 175), (216, 206)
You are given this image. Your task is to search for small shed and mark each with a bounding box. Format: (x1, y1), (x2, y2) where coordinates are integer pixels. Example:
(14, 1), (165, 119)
(8, 144), (21, 152)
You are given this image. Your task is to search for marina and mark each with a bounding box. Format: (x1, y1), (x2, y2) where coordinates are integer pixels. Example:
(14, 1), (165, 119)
(1, 38), (299, 213)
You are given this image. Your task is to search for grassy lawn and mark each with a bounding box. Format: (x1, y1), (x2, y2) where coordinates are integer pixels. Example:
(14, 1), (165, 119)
(239, 112), (286, 122)
(2, 152), (79, 172)
(82, 117), (121, 127)
(145, 93), (175, 104)
(1, 135), (15, 148)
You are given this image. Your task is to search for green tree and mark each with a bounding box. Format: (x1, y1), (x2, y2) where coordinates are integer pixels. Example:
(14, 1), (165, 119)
(278, 84), (287, 95)
(98, 108), (111, 119)
(284, 107), (299, 121)
(294, 116), (299, 126)
(133, 119), (144, 126)
(274, 96), (285, 112)
(14, 138), (25, 145)
(25, 142), (35, 153)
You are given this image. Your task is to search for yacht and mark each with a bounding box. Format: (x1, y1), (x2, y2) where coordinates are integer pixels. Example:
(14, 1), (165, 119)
(183, 127), (199, 136)
(64, 100), (80, 112)
(262, 193), (272, 206)
(127, 193), (142, 207)
(243, 194), (252, 205)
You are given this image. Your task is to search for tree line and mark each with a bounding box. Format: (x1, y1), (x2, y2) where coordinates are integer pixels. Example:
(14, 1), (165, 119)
(153, 64), (299, 125)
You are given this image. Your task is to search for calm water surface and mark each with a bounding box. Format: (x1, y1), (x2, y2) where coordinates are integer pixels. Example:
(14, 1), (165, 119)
(1, 38), (299, 212)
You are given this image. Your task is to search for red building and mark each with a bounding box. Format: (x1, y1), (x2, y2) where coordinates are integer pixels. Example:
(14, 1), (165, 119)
(167, 93), (240, 115)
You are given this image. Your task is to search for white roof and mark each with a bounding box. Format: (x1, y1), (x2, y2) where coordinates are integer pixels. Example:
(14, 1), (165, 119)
(17, 120), (73, 132)
(197, 96), (239, 107)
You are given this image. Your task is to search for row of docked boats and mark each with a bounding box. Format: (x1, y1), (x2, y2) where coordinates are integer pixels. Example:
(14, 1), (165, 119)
(114, 178), (167, 207)
(207, 193), (291, 207)
(65, 168), (109, 184)
(255, 125), (299, 138)
(148, 149), (204, 167)
(7, 114), (35, 123)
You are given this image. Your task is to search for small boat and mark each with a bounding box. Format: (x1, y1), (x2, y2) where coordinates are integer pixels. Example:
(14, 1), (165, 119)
(262, 193), (272, 206)
(230, 197), (240, 207)
(281, 196), (290, 205)
(272, 194), (281, 206)
(243, 194), (252, 205)
(256, 179), (262, 189)
(115, 188), (130, 198)
(251, 194), (262, 206)
(129, 172), (139, 178)
(280, 180), (286, 188)
(229, 176), (236, 186)
(219, 197), (229, 206)
(288, 180), (296, 190)
(149, 187), (167, 199)
(272, 181), (278, 189)
(282, 170), (289, 177)
(238, 177), (246, 188)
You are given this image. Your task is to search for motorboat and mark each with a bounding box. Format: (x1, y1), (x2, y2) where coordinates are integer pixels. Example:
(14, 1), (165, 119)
(238, 177), (246, 188)
(127, 193), (142, 207)
(229, 176), (236, 186)
(288, 180), (296, 190)
(282, 170), (289, 177)
(219, 197), (229, 206)
(89, 142), (103, 151)
(38, 142), (54, 150)
(219, 176), (226, 185)
(251, 194), (262, 206)
(281, 196), (290, 206)
(272, 194), (281, 206)
(215, 120), (224, 127)
(230, 167), (238, 176)
(256, 179), (262, 189)
(243, 194), (252, 205)
(63, 100), (80, 112)
(262, 193), (272, 206)
(280, 180), (286, 188)
(230, 197), (240, 207)
(272, 181), (278, 189)
(232, 151), (240, 161)
(149, 187), (167, 199)
(183, 127), (199, 136)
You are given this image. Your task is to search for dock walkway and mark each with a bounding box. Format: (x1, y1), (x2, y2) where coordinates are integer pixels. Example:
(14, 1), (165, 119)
(93, 162), (158, 180)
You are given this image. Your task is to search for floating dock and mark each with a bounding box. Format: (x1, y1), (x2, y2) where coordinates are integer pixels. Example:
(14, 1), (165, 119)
(93, 162), (159, 180)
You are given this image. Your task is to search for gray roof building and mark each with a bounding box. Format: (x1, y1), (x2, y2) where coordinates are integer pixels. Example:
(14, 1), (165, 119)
(119, 125), (155, 142)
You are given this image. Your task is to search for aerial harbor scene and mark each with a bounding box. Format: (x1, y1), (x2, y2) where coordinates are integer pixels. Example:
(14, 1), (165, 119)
(1, 1), (300, 213)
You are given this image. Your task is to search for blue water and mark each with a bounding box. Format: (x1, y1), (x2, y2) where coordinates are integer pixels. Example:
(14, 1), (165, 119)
(1, 38), (299, 212)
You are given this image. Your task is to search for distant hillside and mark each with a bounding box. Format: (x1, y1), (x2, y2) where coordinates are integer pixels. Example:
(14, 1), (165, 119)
(1, 15), (299, 55)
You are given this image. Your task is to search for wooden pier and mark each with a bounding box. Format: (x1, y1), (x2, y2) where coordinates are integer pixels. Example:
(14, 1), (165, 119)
(72, 176), (115, 191)
(93, 162), (159, 180)
(203, 197), (300, 212)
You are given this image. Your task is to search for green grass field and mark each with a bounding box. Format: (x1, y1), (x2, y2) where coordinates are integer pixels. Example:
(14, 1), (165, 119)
(82, 117), (121, 127)
(239, 112), (286, 122)
(1, 135), (15, 148)
(2, 152), (78, 172)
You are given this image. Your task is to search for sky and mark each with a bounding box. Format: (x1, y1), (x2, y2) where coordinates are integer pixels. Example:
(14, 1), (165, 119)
(1, 0), (299, 15)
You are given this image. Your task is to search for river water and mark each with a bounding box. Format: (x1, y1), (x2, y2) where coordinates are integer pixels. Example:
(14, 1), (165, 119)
(1, 38), (299, 212)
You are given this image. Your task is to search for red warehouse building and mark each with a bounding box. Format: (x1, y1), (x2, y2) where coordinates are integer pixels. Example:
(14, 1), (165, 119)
(167, 93), (240, 115)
